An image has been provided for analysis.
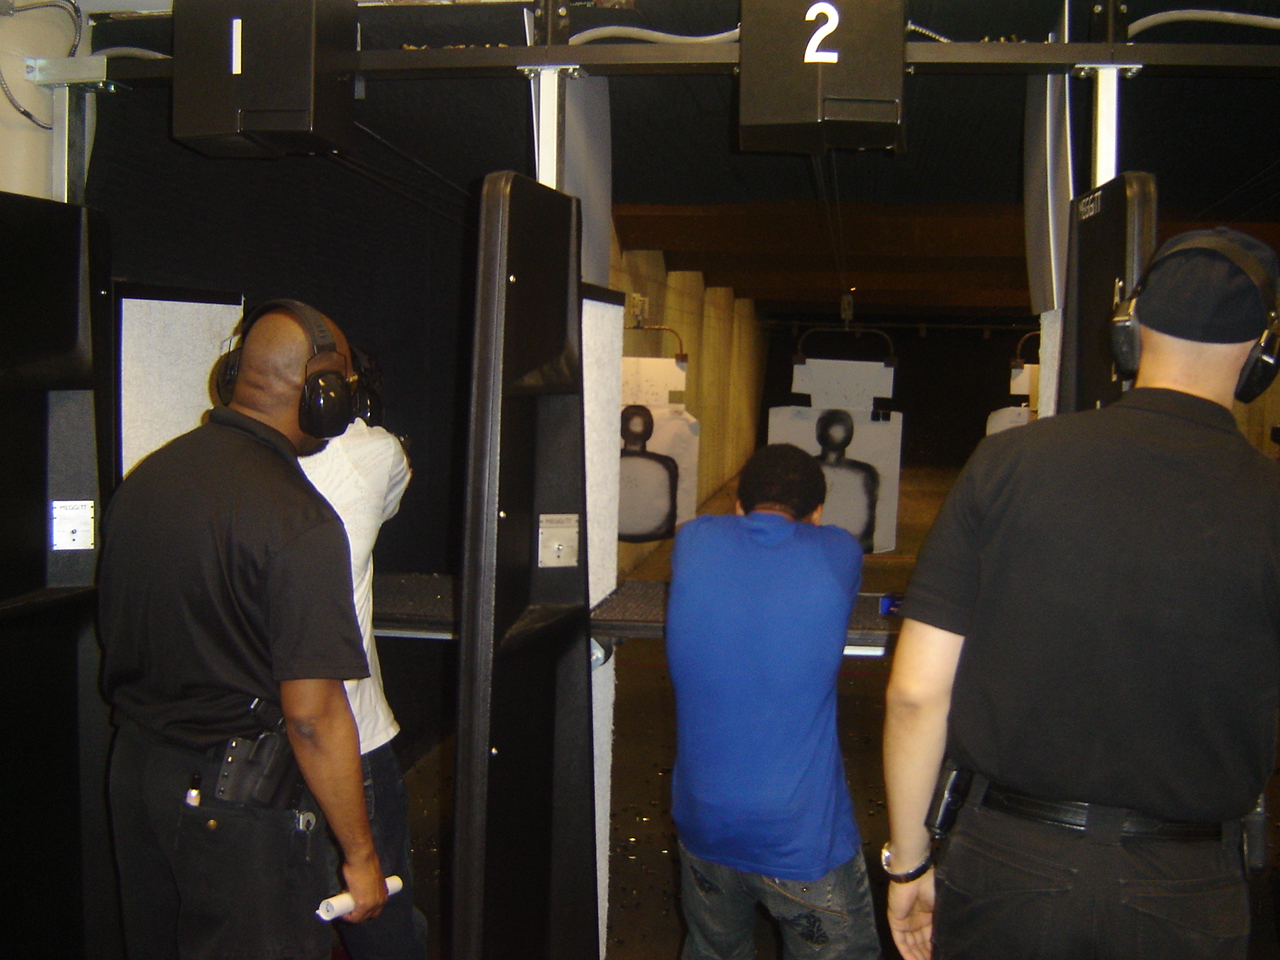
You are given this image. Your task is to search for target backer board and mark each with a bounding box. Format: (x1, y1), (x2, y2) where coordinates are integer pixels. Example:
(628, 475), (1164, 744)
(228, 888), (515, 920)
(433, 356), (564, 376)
(771, 357), (901, 553)
(768, 406), (901, 553)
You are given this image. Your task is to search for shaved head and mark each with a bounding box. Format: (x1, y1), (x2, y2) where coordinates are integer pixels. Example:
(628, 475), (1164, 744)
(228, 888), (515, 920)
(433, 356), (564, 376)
(228, 306), (351, 452)
(1135, 324), (1255, 409)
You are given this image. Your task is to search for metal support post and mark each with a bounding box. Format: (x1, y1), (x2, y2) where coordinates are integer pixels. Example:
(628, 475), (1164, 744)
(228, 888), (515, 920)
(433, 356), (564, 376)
(1091, 66), (1119, 188)
(534, 66), (566, 189)
(47, 84), (90, 203)
(27, 55), (109, 204)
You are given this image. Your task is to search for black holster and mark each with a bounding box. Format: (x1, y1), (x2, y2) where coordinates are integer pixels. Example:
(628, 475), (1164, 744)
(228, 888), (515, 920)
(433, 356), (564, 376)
(925, 760), (973, 840)
(213, 698), (302, 809)
(214, 731), (302, 808)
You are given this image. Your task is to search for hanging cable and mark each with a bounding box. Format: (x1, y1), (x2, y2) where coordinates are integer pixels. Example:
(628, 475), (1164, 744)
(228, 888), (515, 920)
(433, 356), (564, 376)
(809, 153), (852, 316)
(796, 325), (897, 365)
(0, 65), (50, 129)
(19, 1), (82, 54)
(829, 153), (851, 316)
(1128, 10), (1280, 37)
(1127, 10), (1280, 222)
(1195, 157), (1280, 220)
(354, 121), (472, 201)
(1013, 331), (1041, 367)
(569, 26), (739, 46)
(906, 21), (953, 42)
(627, 322), (686, 361)
(93, 47), (170, 60)
(1230, 185), (1280, 225)
(2, 1), (81, 130)
(325, 152), (468, 228)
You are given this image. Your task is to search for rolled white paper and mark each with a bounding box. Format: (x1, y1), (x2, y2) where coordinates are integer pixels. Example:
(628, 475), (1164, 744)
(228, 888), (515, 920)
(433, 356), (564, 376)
(316, 875), (404, 921)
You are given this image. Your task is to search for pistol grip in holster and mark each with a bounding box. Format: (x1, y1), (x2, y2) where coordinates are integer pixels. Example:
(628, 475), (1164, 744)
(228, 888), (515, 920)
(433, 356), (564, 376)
(214, 731), (302, 809)
(925, 761), (973, 840)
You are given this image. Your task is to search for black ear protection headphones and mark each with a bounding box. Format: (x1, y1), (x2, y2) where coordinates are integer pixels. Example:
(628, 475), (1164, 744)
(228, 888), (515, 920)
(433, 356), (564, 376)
(215, 298), (355, 439)
(350, 345), (385, 427)
(1111, 235), (1280, 403)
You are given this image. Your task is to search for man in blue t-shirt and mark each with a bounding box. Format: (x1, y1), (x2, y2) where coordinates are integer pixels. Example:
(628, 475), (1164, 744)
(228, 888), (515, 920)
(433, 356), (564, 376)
(666, 443), (881, 960)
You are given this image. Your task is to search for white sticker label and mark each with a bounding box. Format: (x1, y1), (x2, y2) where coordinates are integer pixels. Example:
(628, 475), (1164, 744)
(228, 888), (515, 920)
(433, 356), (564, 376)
(231, 18), (243, 75)
(52, 500), (95, 551)
(538, 513), (580, 568)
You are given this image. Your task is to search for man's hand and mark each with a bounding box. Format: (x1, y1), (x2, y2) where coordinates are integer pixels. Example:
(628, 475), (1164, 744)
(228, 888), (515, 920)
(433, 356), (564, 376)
(883, 619), (963, 960)
(340, 849), (388, 923)
(887, 869), (936, 960)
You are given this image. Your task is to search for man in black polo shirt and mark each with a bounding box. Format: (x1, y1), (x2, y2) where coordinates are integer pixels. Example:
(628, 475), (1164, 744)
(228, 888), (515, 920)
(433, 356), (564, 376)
(99, 303), (387, 960)
(882, 228), (1280, 960)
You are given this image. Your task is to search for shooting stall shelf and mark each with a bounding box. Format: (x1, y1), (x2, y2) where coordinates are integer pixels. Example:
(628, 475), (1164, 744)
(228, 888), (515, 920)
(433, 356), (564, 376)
(373, 573), (900, 657)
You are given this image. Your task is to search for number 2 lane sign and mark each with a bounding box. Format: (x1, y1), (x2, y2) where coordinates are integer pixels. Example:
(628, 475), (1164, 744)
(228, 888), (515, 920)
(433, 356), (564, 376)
(804, 2), (840, 64)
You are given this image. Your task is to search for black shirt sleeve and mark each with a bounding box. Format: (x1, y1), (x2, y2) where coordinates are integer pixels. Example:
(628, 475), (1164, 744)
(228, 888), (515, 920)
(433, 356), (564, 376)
(266, 519), (369, 682)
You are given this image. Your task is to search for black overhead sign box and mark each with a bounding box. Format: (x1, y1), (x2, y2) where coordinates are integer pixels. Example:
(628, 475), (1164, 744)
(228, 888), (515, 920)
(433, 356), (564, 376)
(171, 0), (358, 158)
(739, 0), (905, 154)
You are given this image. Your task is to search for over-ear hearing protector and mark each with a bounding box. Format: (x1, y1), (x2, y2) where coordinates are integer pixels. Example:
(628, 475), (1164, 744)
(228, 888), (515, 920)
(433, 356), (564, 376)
(1111, 235), (1280, 403)
(350, 345), (385, 427)
(215, 298), (355, 438)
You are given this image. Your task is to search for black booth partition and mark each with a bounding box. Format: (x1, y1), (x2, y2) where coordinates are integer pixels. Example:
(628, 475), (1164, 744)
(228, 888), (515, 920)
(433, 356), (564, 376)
(1058, 172), (1157, 414)
(0, 189), (117, 959)
(453, 171), (599, 960)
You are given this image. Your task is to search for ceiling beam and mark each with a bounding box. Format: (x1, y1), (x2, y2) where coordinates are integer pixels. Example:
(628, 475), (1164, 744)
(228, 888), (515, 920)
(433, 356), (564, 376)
(103, 40), (1280, 84)
(614, 205), (1280, 319)
(615, 203), (1027, 257)
(353, 42), (1280, 80)
(614, 202), (1032, 317)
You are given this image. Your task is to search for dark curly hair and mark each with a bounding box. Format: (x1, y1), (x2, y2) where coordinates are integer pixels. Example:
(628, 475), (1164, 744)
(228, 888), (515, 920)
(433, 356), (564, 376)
(737, 443), (826, 520)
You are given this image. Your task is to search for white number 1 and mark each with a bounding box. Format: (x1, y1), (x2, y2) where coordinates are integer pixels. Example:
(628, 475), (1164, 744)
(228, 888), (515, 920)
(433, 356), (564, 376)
(804, 2), (840, 64)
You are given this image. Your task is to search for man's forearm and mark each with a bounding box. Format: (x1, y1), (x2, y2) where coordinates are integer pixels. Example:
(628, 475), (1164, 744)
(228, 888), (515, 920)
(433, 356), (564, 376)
(884, 690), (949, 867)
(281, 678), (375, 860)
(883, 618), (965, 868)
(280, 678), (386, 920)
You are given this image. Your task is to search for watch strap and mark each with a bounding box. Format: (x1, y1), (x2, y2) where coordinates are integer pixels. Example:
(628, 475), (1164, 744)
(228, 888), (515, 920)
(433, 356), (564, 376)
(881, 842), (932, 883)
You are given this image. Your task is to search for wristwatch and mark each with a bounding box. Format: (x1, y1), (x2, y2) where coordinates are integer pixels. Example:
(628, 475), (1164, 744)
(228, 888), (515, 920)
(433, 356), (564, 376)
(881, 842), (932, 883)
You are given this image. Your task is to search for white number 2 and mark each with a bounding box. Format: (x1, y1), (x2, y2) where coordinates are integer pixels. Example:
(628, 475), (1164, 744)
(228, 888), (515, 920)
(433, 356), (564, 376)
(804, 2), (840, 64)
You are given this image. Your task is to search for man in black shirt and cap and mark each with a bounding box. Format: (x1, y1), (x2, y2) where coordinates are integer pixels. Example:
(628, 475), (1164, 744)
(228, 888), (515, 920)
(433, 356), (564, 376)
(882, 228), (1280, 960)
(99, 302), (388, 960)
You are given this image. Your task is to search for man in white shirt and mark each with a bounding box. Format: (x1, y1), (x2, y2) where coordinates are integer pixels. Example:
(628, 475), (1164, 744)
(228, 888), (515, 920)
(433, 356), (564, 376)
(302, 416), (426, 960)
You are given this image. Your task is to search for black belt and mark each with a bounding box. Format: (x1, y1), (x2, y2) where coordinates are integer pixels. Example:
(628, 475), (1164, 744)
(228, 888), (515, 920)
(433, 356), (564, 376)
(981, 783), (1222, 840)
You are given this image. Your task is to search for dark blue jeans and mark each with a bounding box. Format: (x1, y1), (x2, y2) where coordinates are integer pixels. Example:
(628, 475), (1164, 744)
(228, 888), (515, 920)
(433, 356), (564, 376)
(935, 801), (1249, 960)
(109, 721), (335, 960)
(678, 842), (882, 960)
(331, 743), (429, 960)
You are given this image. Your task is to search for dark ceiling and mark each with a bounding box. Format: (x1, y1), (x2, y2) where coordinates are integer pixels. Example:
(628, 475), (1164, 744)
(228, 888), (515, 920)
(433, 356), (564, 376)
(94, 0), (1280, 320)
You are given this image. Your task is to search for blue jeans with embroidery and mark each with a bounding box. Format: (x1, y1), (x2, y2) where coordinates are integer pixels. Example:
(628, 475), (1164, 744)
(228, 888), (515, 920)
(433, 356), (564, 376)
(678, 842), (882, 960)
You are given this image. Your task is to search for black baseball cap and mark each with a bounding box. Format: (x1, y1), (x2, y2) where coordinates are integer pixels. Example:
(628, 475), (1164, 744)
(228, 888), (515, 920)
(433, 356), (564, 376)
(1138, 227), (1278, 344)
